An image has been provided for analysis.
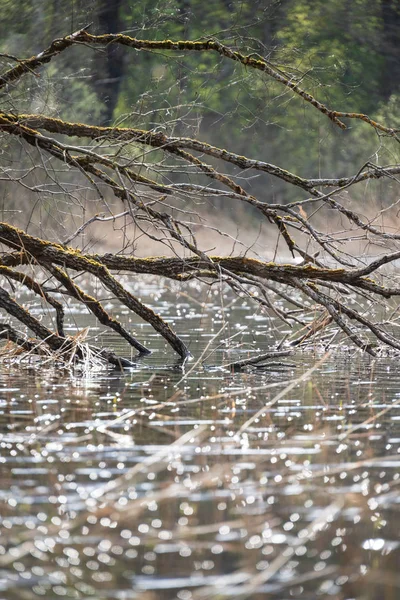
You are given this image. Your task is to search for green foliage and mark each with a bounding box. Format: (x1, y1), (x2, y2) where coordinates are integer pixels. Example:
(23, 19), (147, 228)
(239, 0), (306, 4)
(0, 0), (399, 204)
(276, 0), (385, 110)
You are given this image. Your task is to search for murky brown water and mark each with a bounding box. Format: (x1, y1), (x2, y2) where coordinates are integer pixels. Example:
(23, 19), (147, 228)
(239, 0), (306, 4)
(0, 280), (399, 599)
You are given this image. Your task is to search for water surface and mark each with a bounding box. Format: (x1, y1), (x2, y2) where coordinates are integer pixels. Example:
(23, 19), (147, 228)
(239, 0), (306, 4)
(0, 281), (399, 599)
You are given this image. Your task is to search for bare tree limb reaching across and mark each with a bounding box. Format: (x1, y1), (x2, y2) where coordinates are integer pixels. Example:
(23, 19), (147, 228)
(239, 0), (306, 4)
(0, 30), (399, 367)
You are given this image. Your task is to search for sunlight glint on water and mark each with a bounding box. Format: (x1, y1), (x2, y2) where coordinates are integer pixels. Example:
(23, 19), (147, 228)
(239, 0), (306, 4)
(0, 282), (399, 599)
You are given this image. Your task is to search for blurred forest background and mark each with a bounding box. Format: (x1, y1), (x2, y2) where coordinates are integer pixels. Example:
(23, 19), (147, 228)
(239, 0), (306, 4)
(0, 0), (399, 248)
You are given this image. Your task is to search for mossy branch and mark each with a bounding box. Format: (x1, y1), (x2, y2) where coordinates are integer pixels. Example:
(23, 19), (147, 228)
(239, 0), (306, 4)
(0, 224), (399, 355)
(1, 31), (398, 136)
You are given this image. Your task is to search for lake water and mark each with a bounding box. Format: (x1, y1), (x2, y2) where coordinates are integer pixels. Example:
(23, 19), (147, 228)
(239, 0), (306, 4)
(0, 279), (399, 599)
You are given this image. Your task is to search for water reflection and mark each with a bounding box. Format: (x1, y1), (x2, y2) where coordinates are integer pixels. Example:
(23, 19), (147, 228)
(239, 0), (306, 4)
(0, 284), (399, 599)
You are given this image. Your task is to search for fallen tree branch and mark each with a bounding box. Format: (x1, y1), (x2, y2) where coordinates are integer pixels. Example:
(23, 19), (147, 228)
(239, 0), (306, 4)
(0, 30), (399, 365)
(226, 349), (293, 371)
(0, 224), (398, 356)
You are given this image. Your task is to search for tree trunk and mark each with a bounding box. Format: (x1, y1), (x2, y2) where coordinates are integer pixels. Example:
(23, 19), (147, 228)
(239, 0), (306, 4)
(94, 0), (125, 124)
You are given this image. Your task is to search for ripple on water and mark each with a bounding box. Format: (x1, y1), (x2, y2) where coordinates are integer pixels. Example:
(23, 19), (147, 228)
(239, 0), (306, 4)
(0, 294), (399, 598)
